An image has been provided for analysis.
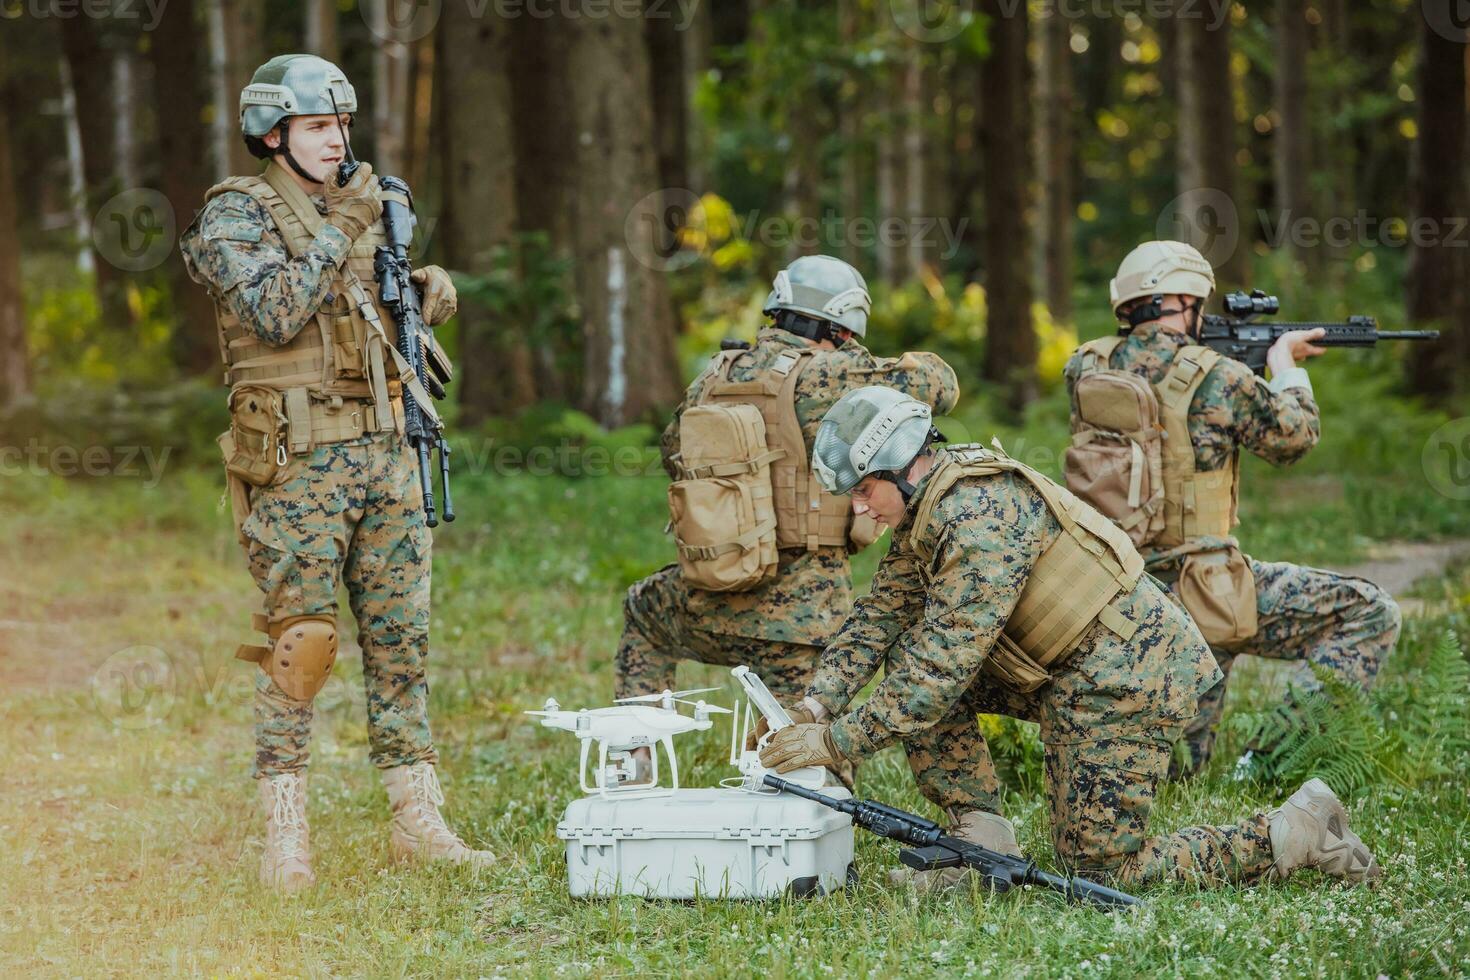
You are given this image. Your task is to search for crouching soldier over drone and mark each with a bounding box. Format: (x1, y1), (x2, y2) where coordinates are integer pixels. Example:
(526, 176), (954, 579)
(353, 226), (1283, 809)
(615, 256), (958, 715)
(180, 55), (485, 892)
(759, 386), (1381, 890)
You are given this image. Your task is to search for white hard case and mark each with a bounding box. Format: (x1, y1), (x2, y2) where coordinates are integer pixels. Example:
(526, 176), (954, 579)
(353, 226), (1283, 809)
(557, 787), (856, 899)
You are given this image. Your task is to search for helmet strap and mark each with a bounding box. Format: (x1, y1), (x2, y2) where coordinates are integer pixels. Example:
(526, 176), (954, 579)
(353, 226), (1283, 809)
(774, 310), (844, 345)
(875, 427), (946, 504)
(1123, 294), (1203, 334)
(274, 122), (324, 186)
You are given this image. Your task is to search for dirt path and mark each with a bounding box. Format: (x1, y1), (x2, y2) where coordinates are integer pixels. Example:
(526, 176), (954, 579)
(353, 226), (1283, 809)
(1328, 538), (1470, 616)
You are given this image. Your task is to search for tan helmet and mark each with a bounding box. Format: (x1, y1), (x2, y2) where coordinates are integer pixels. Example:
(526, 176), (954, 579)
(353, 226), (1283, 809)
(1109, 241), (1215, 315)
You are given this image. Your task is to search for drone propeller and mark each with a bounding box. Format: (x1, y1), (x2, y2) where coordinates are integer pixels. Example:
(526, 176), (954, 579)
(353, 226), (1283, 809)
(680, 699), (731, 714)
(614, 686), (721, 704)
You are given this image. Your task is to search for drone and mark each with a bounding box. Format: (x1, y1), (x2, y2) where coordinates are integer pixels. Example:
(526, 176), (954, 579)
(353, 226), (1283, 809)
(526, 687), (731, 799)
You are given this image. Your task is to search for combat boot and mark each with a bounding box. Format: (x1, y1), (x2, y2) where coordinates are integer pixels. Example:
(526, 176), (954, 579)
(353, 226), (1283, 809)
(258, 772), (315, 893)
(888, 810), (1022, 892)
(382, 762), (495, 868)
(1268, 778), (1380, 884)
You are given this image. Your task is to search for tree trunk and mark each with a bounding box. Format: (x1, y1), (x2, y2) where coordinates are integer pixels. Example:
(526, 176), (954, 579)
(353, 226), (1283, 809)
(371, 0), (413, 179)
(510, 18), (576, 402)
(567, 11), (681, 427)
(437, 0), (530, 423)
(405, 33), (435, 194)
(57, 15), (132, 331)
(683, 0), (714, 191)
(112, 48), (140, 191)
(148, 0), (220, 375)
(1274, 0), (1313, 270)
(875, 61), (904, 286)
(209, 0), (263, 179)
(837, 1), (864, 268)
(1037, 6), (1074, 324)
(1173, 0), (1246, 288)
(0, 78), (29, 409)
(902, 38), (928, 276)
(1406, 5), (1468, 398)
(979, 0), (1036, 411)
(305, 0), (339, 62)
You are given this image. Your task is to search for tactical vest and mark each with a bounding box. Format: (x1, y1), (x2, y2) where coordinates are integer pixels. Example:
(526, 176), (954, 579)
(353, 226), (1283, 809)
(1076, 337), (1239, 547)
(696, 347), (851, 551)
(909, 445), (1145, 673)
(203, 162), (404, 447)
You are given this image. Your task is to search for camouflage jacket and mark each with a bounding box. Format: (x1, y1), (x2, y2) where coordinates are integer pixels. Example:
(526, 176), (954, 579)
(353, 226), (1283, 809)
(808, 451), (1219, 761)
(662, 328), (959, 646)
(179, 189), (351, 347)
(1063, 319), (1321, 557)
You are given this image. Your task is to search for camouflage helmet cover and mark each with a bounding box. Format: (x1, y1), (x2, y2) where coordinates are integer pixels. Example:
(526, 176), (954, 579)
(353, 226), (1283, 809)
(763, 254), (872, 336)
(240, 54), (357, 137)
(812, 385), (934, 495)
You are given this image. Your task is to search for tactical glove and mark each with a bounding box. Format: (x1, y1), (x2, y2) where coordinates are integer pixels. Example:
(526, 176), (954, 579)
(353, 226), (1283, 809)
(744, 702), (816, 751)
(410, 265), (458, 326)
(758, 722), (844, 773)
(323, 162), (383, 242)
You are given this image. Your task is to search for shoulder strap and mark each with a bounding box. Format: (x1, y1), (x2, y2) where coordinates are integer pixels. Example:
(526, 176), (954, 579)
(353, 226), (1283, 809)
(907, 446), (1005, 561)
(1077, 335), (1125, 374)
(1155, 344), (1221, 477)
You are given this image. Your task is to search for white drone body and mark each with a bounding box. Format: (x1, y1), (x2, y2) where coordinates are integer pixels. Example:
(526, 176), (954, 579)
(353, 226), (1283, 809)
(526, 689), (729, 799)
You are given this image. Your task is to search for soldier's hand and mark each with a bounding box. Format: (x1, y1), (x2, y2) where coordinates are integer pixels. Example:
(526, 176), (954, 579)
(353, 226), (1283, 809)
(411, 265), (458, 326)
(323, 162), (383, 242)
(744, 702), (816, 751)
(758, 722), (844, 773)
(1267, 327), (1327, 376)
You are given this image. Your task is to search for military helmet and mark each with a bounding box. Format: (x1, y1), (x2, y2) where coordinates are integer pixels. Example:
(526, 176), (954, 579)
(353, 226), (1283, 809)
(240, 54), (357, 137)
(812, 386), (934, 495)
(763, 255), (872, 337)
(1109, 240), (1215, 314)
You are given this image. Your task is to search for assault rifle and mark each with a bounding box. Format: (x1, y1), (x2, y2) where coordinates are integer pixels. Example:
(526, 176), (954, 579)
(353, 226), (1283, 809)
(332, 96), (454, 527)
(763, 775), (1139, 909)
(1199, 290), (1438, 376)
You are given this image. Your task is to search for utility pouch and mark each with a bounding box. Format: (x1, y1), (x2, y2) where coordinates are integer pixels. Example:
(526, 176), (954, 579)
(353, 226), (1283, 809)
(982, 633), (1052, 694)
(216, 431), (254, 546)
(224, 384), (288, 487)
(1176, 545), (1258, 647)
(329, 295), (368, 380)
(1065, 369), (1166, 548)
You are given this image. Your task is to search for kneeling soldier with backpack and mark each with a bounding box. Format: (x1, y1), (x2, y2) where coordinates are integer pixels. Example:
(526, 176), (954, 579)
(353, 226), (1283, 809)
(615, 256), (958, 745)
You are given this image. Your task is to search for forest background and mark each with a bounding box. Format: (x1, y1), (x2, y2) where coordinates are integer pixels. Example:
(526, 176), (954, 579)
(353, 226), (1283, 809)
(1, 1), (1469, 976)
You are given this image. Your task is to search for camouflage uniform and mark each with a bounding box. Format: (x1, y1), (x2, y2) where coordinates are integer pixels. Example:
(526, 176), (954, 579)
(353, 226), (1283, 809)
(805, 454), (1279, 886)
(616, 328), (958, 702)
(181, 189), (438, 778)
(1063, 319), (1402, 772)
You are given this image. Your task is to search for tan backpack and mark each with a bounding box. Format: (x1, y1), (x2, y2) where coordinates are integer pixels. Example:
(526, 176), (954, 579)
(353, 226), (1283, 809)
(667, 394), (785, 593)
(1066, 338), (1256, 646)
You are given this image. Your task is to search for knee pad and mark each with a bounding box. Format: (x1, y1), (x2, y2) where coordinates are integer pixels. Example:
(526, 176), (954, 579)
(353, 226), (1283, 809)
(267, 615), (339, 701)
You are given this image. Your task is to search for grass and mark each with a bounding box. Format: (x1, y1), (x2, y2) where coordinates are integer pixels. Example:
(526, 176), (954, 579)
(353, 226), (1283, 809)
(2, 352), (1468, 977)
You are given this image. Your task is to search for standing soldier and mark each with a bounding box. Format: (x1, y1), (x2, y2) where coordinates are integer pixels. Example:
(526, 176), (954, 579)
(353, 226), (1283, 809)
(760, 386), (1380, 890)
(1062, 241), (1401, 777)
(180, 55), (487, 892)
(615, 255), (958, 720)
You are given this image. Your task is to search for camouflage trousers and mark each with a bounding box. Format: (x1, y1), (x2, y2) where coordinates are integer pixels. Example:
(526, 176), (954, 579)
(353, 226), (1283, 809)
(239, 432), (437, 777)
(615, 563), (821, 702)
(1173, 557), (1401, 775)
(904, 684), (1275, 888)
(900, 583), (1273, 888)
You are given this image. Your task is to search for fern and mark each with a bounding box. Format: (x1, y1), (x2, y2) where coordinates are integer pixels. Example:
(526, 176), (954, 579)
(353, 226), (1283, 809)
(1229, 630), (1469, 798)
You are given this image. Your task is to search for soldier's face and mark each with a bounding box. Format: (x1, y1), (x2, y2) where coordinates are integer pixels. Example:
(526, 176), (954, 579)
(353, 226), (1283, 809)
(851, 476), (906, 526)
(265, 114), (352, 184)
